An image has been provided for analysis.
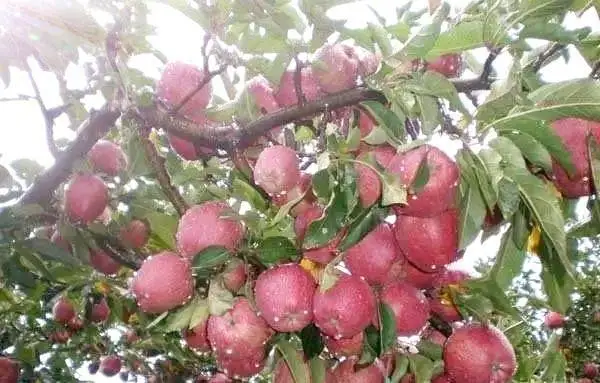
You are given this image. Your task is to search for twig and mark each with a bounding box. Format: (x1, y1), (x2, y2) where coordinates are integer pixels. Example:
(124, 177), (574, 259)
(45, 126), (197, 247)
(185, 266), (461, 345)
(293, 55), (306, 106)
(428, 313), (454, 337)
(26, 61), (60, 158)
(171, 34), (227, 115)
(0, 95), (35, 102)
(18, 105), (121, 206)
(530, 43), (565, 73)
(437, 99), (462, 136)
(106, 18), (127, 100)
(171, 66), (227, 115)
(137, 125), (189, 217)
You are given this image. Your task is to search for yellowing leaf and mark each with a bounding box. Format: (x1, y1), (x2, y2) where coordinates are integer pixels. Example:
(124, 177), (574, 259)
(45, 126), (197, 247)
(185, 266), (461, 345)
(527, 225), (542, 255)
(300, 257), (323, 282)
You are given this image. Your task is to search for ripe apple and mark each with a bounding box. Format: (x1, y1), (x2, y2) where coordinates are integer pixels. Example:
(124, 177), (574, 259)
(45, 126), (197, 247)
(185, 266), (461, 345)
(386, 145), (459, 217)
(271, 173), (315, 217)
(183, 319), (210, 352)
(378, 281), (430, 336)
(550, 118), (600, 198)
(221, 259), (247, 293)
(0, 357), (19, 383)
(254, 263), (316, 332)
(119, 219), (149, 249)
(426, 54), (462, 78)
(156, 61), (212, 119)
(344, 223), (401, 286)
(100, 355), (122, 377)
(131, 251), (194, 313)
(176, 201), (245, 260)
(64, 174), (109, 223)
(91, 297), (111, 323)
(330, 357), (384, 383)
(52, 296), (75, 324)
(443, 322), (516, 383)
(312, 43), (359, 93)
(324, 331), (364, 357)
(583, 362), (598, 379)
(88, 140), (128, 176)
(90, 249), (121, 276)
(544, 311), (566, 329)
(313, 274), (376, 338)
(393, 209), (459, 272)
(67, 316), (84, 332)
(275, 67), (323, 107)
(355, 145), (397, 208)
(253, 145), (300, 195)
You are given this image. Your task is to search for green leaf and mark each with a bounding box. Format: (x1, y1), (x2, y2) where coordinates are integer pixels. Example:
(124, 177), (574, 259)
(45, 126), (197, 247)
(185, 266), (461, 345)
(22, 238), (80, 267)
(312, 169), (334, 201)
(416, 339), (443, 361)
(416, 95), (441, 135)
(408, 354), (434, 383)
(189, 299), (209, 329)
(389, 354), (410, 383)
(298, 324), (324, 359)
(165, 300), (197, 332)
(520, 23), (590, 43)
(276, 339), (311, 383)
(467, 278), (523, 319)
(303, 190), (347, 249)
(489, 229), (526, 290)
(10, 159), (44, 185)
(338, 206), (386, 252)
(192, 246), (231, 270)
(490, 137), (527, 169)
(502, 166), (572, 279)
(404, 71), (469, 115)
(360, 101), (406, 143)
(396, 2), (450, 59)
(378, 303), (397, 354)
(539, 240), (574, 313)
(411, 156), (430, 193)
(131, 208), (177, 250)
(426, 19), (489, 58)
(381, 172), (408, 206)
(487, 80), (600, 138)
(255, 236), (299, 266)
(207, 279), (234, 316)
(232, 178), (268, 212)
(501, 130), (553, 172)
(368, 22), (393, 57)
(309, 357), (327, 383)
(458, 182), (486, 249)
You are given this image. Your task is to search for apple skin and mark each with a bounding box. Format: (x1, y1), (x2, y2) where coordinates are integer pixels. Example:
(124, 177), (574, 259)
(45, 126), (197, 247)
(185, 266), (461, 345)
(52, 296), (75, 324)
(88, 140), (128, 176)
(550, 118), (600, 198)
(63, 174), (109, 224)
(443, 322), (516, 383)
(312, 43), (359, 93)
(119, 219), (149, 249)
(156, 61), (212, 119)
(426, 54), (462, 78)
(0, 357), (19, 383)
(386, 145), (459, 217)
(544, 311), (566, 329)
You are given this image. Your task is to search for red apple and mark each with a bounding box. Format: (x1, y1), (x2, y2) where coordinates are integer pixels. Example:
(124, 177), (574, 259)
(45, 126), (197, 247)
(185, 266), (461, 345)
(52, 297), (75, 324)
(88, 140), (128, 176)
(156, 61), (212, 119)
(119, 219), (149, 249)
(64, 174), (108, 223)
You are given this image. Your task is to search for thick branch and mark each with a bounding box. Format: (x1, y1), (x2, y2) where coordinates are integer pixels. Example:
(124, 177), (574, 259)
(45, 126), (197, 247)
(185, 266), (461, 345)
(18, 105), (121, 206)
(451, 48), (501, 93)
(145, 87), (386, 151)
(138, 129), (189, 216)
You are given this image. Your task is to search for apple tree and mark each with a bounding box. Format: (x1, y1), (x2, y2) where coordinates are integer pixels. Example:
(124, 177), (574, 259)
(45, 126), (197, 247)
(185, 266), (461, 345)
(0, 0), (600, 382)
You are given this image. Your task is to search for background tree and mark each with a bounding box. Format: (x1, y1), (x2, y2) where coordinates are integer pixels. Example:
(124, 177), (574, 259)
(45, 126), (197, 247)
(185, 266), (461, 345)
(0, 0), (600, 382)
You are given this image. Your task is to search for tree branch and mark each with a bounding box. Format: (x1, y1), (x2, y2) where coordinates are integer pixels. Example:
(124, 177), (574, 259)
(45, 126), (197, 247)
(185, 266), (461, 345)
(451, 47), (501, 93)
(0, 95), (35, 102)
(26, 61), (60, 158)
(137, 127), (189, 217)
(530, 43), (565, 73)
(293, 55), (306, 106)
(18, 105), (121, 206)
(590, 60), (600, 79)
(143, 87), (386, 151)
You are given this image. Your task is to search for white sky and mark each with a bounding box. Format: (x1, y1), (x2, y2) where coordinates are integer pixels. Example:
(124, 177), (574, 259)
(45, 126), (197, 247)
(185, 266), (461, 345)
(1, 1), (599, 382)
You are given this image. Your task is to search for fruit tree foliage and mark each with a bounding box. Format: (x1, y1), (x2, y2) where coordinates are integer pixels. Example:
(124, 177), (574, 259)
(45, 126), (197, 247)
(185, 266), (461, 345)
(0, 1), (600, 382)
